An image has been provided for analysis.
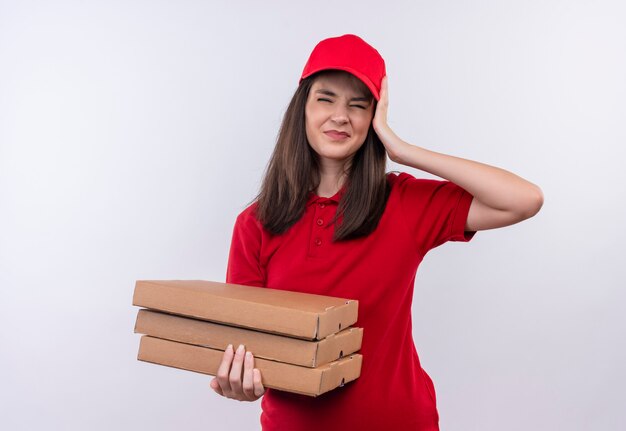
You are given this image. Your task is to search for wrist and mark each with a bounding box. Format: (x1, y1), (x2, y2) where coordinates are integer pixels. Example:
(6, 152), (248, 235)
(388, 140), (414, 165)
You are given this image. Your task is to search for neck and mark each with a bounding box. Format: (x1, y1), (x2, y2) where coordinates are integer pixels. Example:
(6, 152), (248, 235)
(315, 158), (352, 197)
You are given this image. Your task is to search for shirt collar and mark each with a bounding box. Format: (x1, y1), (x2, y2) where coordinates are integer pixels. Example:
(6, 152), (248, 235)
(304, 173), (394, 208)
(306, 185), (347, 207)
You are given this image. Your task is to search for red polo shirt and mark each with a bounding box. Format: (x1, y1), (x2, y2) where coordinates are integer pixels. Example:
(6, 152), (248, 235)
(226, 171), (476, 431)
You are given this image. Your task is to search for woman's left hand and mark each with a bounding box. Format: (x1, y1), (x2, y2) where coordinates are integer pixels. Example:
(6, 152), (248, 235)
(372, 75), (409, 163)
(372, 77), (544, 232)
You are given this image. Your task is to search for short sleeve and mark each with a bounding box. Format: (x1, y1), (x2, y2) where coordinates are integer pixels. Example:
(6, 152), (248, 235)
(225, 204), (266, 287)
(395, 173), (476, 254)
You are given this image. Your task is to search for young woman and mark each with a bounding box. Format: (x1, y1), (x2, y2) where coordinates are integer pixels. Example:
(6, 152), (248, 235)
(210, 34), (543, 430)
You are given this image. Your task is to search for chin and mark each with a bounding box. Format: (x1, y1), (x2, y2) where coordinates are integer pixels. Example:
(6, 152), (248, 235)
(309, 138), (362, 162)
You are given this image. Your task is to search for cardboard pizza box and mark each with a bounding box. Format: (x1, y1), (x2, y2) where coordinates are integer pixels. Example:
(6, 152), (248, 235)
(132, 280), (358, 340)
(134, 309), (363, 368)
(137, 335), (362, 397)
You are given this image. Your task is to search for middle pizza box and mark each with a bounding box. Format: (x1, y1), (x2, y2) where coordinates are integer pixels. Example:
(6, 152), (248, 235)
(134, 309), (364, 368)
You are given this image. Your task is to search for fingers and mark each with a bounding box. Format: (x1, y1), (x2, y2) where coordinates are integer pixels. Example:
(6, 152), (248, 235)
(253, 368), (265, 398)
(373, 76), (389, 130)
(242, 351), (256, 400)
(378, 76), (388, 108)
(228, 344), (246, 395)
(242, 351), (266, 400)
(211, 344), (264, 401)
(210, 377), (224, 396)
(215, 344), (234, 395)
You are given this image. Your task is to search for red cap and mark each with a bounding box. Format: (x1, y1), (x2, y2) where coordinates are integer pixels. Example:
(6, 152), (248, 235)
(299, 34), (386, 101)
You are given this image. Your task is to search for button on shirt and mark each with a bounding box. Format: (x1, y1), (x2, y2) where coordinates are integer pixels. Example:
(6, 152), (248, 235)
(309, 200), (336, 256)
(226, 172), (476, 431)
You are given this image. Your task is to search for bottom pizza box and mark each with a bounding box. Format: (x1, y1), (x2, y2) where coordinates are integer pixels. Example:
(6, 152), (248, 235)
(137, 335), (362, 397)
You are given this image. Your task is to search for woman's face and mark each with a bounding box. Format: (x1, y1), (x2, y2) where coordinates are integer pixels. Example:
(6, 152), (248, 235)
(305, 73), (375, 166)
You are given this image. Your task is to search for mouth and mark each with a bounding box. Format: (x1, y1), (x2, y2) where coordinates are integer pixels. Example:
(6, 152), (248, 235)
(324, 130), (350, 140)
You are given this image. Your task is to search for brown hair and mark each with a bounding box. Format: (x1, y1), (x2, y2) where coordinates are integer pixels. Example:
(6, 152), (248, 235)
(252, 70), (390, 241)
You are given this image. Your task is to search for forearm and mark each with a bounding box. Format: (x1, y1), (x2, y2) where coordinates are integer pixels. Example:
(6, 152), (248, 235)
(393, 141), (543, 215)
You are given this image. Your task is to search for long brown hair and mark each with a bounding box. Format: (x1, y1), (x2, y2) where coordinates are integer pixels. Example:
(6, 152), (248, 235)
(253, 70), (390, 241)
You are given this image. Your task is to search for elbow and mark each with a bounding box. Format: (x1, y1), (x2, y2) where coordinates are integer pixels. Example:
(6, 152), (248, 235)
(518, 185), (544, 220)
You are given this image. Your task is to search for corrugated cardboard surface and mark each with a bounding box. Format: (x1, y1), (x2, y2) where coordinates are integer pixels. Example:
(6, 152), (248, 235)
(133, 280), (358, 340)
(135, 309), (363, 367)
(138, 335), (362, 397)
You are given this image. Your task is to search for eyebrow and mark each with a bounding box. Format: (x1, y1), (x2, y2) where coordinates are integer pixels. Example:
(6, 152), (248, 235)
(315, 89), (371, 103)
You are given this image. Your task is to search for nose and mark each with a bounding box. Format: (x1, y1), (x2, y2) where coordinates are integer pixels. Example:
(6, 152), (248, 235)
(330, 104), (349, 124)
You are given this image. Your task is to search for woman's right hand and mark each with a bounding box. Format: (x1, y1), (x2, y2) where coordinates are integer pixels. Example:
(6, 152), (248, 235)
(209, 344), (265, 401)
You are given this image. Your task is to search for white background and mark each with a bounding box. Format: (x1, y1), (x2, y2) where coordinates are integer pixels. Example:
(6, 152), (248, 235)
(1, 1), (624, 430)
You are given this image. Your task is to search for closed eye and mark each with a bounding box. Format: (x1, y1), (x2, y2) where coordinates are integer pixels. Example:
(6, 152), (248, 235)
(317, 98), (367, 109)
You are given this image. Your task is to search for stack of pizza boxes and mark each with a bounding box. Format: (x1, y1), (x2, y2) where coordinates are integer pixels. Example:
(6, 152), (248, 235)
(133, 280), (363, 397)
